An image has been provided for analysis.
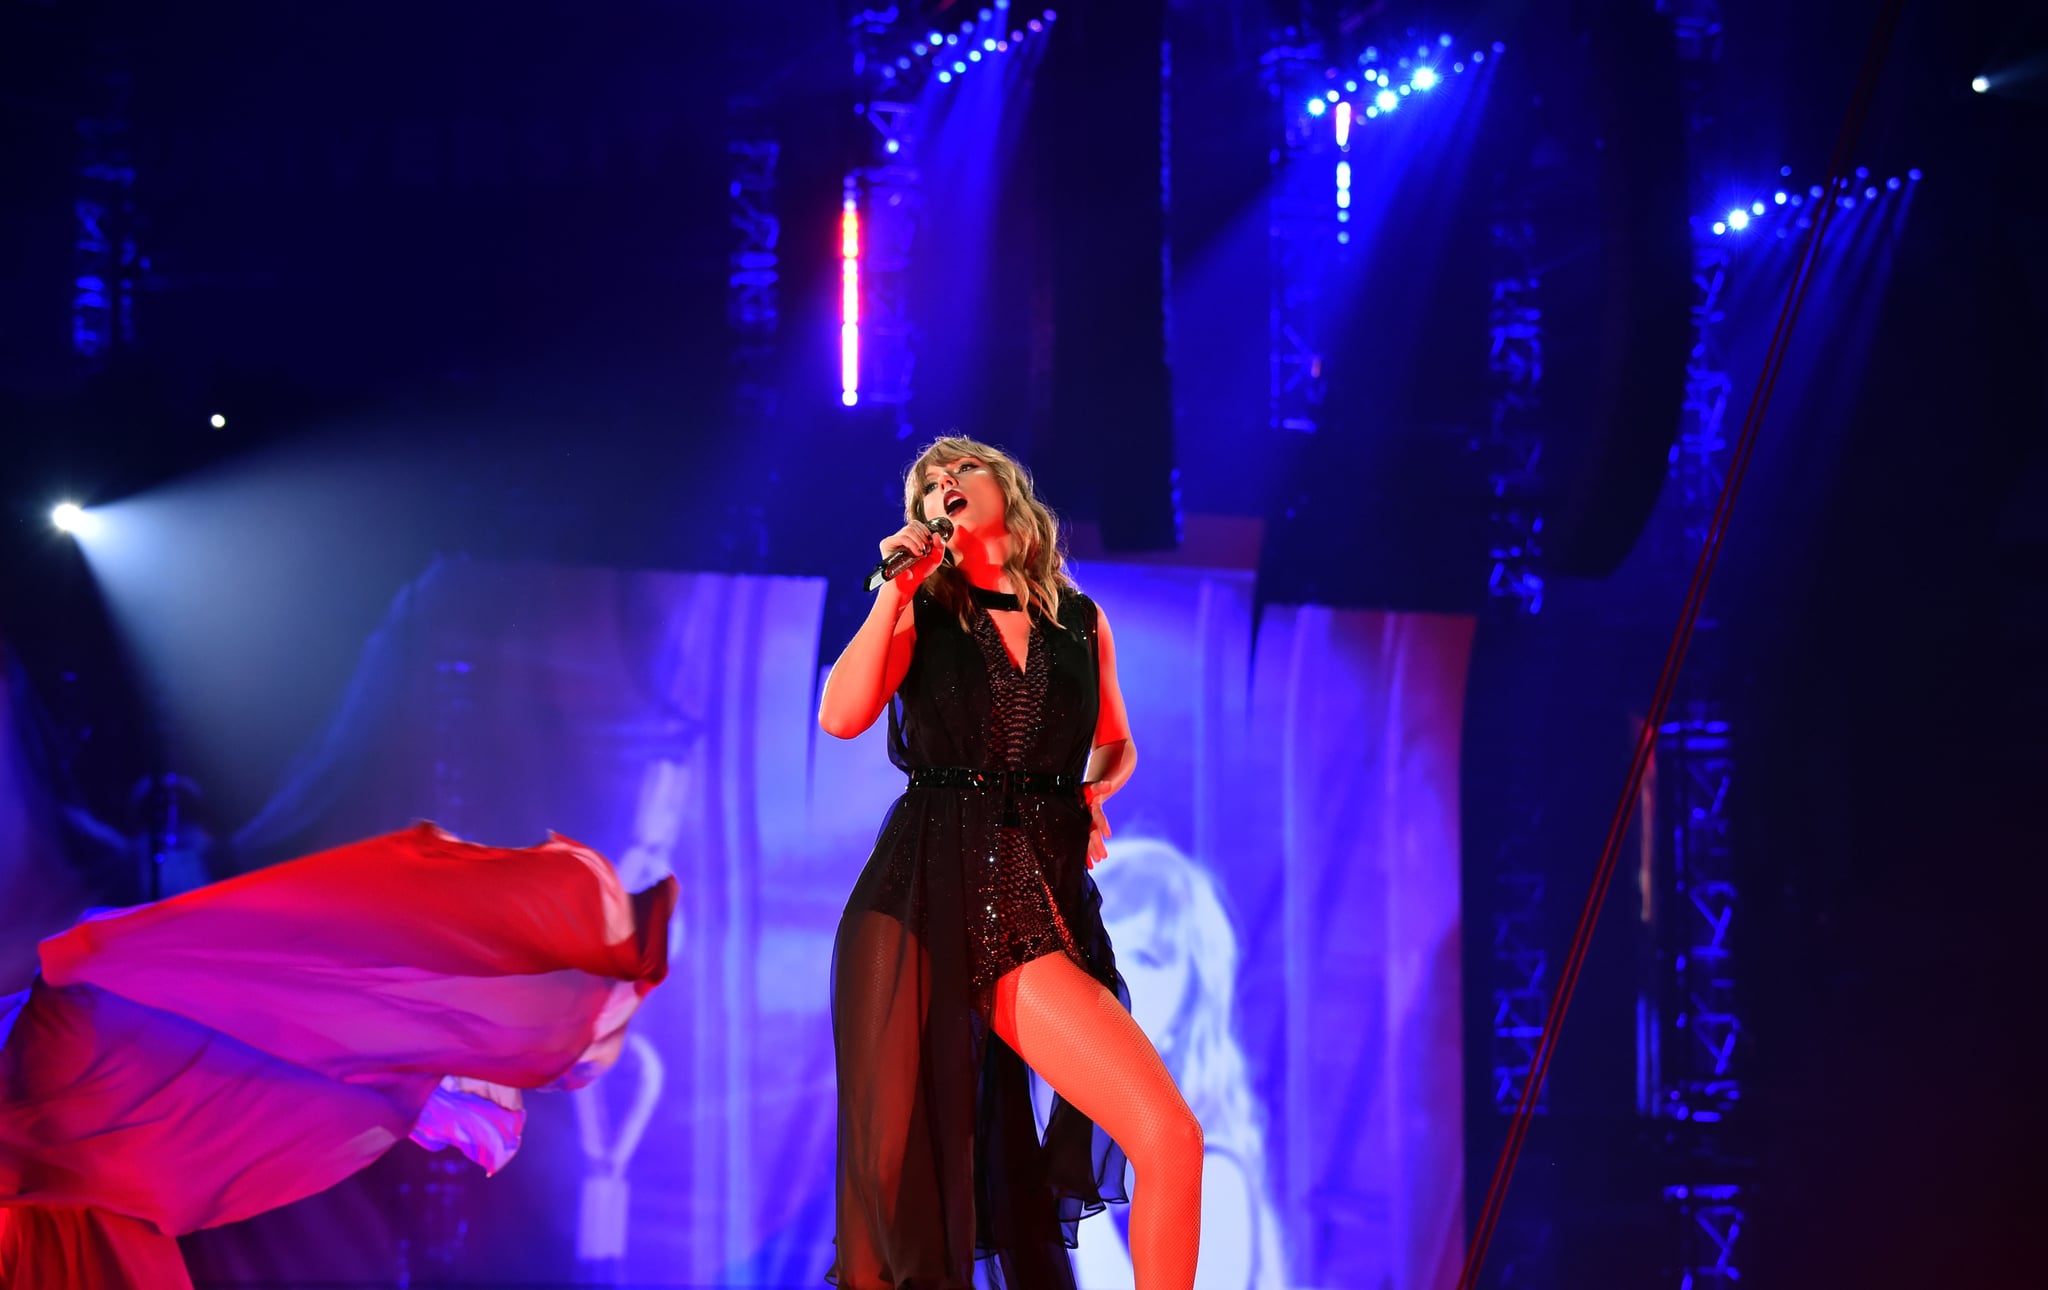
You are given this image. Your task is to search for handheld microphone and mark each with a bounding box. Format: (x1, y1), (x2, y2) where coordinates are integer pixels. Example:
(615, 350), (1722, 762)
(865, 516), (956, 593)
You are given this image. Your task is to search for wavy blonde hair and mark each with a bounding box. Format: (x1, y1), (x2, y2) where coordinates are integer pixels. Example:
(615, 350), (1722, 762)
(901, 435), (1078, 628)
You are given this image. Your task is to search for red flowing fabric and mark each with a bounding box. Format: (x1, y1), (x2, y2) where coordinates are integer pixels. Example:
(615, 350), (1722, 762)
(0, 823), (677, 1289)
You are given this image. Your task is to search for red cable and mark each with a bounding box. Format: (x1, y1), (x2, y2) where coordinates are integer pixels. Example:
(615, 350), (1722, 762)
(1456, 3), (1908, 1285)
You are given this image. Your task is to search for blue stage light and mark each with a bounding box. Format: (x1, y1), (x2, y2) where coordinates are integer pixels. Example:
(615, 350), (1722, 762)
(1864, 185), (1877, 198)
(1751, 201), (1765, 215)
(1376, 89), (1399, 111)
(1492, 41), (1505, 52)
(1774, 191), (1788, 204)
(1307, 98), (1326, 116)
(1810, 185), (1824, 197)
(969, 50), (981, 61)
(1711, 221), (1727, 235)
(1726, 209), (1749, 230)
(937, 70), (952, 83)
(1855, 166), (1869, 178)
(1886, 176), (1901, 191)
(1908, 168), (1923, 181)
(1453, 61), (1465, 73)
(1365, 106), (1380, 119)
(1327, 89), (1341, 101)
(913, 42), (927, 55)
(1345, 79), (1358, 92)
(1364, 46), (1378, 62)
(1413, 67), (1439, 90)
(1780, 165), (1792, 176)
(1440, 33), (1454, 46)
(983, 38), (997, 51)
(953, 61), (966, 72)
(1472, 50), (1485, 63)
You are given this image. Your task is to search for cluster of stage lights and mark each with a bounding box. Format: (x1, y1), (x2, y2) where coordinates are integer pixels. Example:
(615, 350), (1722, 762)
(1305, 35), (1497, 136)
(1706, 165), (1922, 238)
(884, 4), (1056, 91)
(1304, 35), (1500, 244)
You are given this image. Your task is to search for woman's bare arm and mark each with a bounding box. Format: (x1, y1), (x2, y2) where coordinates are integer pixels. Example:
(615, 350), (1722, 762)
(819, 586), (919, 739)
(1083, 603), (1135, 864)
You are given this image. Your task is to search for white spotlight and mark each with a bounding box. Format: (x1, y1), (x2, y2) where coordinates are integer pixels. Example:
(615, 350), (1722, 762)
(1971, 75), (1989, 93)
(52, 502), (100, 537)
(209, 413), (227, 428)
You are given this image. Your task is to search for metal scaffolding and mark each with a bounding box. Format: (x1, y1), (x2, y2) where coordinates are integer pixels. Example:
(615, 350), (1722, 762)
(727, 107), (781, 428)
(846, 10), (922, 432)
(1262, 36), (1328, 437)
(1482, 201), (1546, 613)
(1652, 3), (1744, 1281)
(72, 67), (141, 369)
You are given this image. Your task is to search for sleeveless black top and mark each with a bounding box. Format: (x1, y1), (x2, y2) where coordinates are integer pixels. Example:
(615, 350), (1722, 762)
(830, 584), (1131, 1290)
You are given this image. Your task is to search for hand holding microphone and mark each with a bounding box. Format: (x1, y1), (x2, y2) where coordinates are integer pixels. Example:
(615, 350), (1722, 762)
(865, 516), (956, 594)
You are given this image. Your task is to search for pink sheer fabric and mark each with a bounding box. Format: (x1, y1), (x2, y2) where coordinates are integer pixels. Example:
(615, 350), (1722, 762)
(0, 823), (676, 1289)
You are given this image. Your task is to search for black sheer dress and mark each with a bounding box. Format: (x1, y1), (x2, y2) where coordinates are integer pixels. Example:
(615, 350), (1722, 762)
(830, 583), (1131, 1290)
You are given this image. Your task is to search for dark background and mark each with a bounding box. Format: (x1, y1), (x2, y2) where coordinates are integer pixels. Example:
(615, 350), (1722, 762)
(2, 0), (2043, 1283)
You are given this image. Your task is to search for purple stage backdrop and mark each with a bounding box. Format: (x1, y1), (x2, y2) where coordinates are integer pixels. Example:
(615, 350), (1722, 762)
(14, 558), (1470, 1289)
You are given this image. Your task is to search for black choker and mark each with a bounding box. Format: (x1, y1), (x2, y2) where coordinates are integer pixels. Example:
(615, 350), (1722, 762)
(968, 585), (1023, 612)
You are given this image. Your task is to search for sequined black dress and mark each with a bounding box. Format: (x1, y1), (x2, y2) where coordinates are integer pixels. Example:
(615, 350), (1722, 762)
(830, 584), (1131, 1290)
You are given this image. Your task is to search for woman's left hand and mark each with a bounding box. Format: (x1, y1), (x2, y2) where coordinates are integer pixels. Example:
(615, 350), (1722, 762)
(1083, 781), (1113, 869)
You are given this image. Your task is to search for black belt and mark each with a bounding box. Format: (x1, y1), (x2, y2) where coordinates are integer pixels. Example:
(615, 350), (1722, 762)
(907, 767), (1079, 795)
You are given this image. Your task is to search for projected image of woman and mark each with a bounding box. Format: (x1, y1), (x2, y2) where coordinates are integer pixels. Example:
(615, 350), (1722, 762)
(819, 436), (1203, 1290)
(1076, 838), (1287, 1290)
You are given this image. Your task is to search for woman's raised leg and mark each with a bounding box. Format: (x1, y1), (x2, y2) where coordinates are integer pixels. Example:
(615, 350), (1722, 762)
(991, 953), (1203, 1290)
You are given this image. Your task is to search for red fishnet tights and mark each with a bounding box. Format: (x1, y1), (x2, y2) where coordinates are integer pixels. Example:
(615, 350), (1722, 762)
(993, 952), (1205, 1290)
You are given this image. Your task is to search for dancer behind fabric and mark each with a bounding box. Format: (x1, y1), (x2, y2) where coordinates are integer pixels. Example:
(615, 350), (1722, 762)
(0, 822), (677, 1290)
(820, 436), (1204, 1290)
